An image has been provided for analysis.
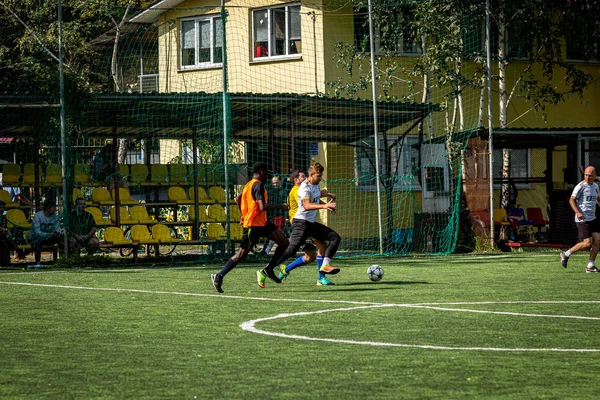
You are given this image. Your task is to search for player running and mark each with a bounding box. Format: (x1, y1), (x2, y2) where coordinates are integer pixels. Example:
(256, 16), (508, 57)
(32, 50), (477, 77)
(211, 162), (289, 293)
(265, 162), (341, 287)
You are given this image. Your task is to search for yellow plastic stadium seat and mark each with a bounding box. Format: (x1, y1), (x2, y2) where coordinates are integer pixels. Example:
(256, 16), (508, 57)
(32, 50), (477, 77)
(493, 208), (511, 226)
(72, 188), (92, 205)
(195, 164), (208, 185)
(2, 163), (21, 186)
(188, 205), (214, 223)
(111, 188), (139, 206)
(188, 187), (215, 204)
(85, 207), (111, 227)
(152, 224), (182, 244)
(74, 163), (93, 186)
(169, 164), (188, 186)
(206, 223), (227, 240)
(119, 164), (130, 181)
(228, 204), (242, 222)
(129, 205), (153, 224)
(130, 164), (149, 186)
(0, 189), (19, 208)
(92, 187), (115, 205)
(103, 227), (133, 245)
(229, 223), (243, 241)
(168, 186), (193, 205)
(6, 209), (31, 229)
(149, 164), (169, 186)
(110, 207), (136, 225)
(42, 163), (62, 187)
(22, 163), (42, 186)
(130, 224), (159, 244)
(207, 204), (227, 222)
(208, 186), (227, 203)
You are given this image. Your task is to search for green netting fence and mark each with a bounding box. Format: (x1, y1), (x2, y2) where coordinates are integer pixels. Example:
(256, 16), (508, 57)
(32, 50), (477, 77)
(0, 0), (497, 262)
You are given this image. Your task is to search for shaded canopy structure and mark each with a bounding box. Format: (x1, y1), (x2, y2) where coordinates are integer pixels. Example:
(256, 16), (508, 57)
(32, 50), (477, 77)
(0, 92), (439, 143)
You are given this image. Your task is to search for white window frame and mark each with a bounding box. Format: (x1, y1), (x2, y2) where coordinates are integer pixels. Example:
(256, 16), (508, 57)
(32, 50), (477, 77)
(354, 135), (422, 192)
(252, 3), (302, 62)
(180, 14), (223, 70)
(354, 7), (422, 56)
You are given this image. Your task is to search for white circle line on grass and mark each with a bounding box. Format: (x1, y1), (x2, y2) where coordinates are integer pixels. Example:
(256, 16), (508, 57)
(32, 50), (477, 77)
(241, 305), (600, 352)
(3, 281), (600, 351)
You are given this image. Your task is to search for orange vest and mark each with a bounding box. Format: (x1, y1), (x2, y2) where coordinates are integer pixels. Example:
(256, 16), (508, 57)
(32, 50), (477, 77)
(240, 178), (268, 228)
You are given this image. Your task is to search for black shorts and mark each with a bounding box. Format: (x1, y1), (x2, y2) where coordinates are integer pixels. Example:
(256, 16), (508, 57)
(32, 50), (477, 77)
(302, 238), (317, 252)
(240, 221), (279, 250)
(288, 219), (336, 252)
(576, 218), (600, 242)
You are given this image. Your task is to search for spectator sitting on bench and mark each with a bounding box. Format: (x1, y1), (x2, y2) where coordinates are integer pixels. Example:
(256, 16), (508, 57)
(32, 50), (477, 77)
(28, 198), (63, 268)
(0, 200), (26, 265)
(69, 197), (99, 256)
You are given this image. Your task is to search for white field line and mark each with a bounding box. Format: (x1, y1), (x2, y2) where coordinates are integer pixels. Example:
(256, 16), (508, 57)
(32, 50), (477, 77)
(241, 305), (600, 353)
(2, 280), (600, 352)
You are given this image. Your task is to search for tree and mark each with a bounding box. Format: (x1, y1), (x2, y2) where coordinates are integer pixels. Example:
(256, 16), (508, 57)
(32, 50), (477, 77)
(327, 0), (600, 244)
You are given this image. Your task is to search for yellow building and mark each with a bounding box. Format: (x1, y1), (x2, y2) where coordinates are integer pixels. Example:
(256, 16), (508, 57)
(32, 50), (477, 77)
(130, 0), (600, 247)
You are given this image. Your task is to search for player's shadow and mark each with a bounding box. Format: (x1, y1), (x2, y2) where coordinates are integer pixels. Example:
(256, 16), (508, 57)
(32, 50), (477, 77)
(340, 280), (430, 287)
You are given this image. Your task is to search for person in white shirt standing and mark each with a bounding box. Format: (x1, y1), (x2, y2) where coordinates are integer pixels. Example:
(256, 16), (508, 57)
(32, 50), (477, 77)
(560, 166), (600, 272)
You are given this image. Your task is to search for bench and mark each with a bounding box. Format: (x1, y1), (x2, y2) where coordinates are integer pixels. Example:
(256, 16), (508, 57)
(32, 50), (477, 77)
(99, 242), (141, 262)
(506, 242), (568, 249)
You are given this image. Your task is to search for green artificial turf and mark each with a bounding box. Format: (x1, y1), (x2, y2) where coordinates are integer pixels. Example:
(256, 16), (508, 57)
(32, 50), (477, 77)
(1, 253), (600, 399)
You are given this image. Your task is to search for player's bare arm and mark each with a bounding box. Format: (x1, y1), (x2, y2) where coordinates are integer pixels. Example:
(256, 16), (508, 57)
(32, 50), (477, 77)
(302, 197), (336, 212)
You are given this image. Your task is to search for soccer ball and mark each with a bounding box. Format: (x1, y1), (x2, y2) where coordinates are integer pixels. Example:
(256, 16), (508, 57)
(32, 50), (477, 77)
(367, 264), (384, 281)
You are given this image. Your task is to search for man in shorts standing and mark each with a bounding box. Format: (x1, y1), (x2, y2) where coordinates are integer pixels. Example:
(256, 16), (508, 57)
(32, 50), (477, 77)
(211, 162), (289, 293)
(560, 166), (600, 272)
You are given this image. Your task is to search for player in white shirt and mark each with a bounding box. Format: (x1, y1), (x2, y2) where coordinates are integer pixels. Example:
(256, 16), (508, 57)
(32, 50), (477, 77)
(560, 166), (600, 272)
(272, 162), (341, 285)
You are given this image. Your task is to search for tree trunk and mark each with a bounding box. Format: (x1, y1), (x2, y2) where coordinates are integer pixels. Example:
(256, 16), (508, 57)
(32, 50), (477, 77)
(497, 15), (511, 240)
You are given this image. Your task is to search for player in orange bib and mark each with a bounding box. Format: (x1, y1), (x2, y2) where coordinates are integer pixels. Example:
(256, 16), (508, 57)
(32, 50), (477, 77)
(211, 162), (289, 293)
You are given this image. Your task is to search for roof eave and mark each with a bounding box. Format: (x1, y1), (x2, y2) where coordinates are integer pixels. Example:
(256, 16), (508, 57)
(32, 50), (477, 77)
(130, 0), (187, 24)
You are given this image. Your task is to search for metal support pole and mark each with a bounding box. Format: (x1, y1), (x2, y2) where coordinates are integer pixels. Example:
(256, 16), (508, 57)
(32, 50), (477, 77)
(221, 2), (231, 252)
(58, 0), (69, 257)
(367, 0), (384, 254)
(486, 0), (495, 247)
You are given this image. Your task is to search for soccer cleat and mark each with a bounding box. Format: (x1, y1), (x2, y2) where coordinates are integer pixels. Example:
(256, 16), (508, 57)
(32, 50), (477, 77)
(211, 273), (224, 293)
(586, 266), (599, 273)
(262, 267), (282, 284)
(256, 270), (267, 288)
(278, 264), (289, 280)
(317, 276), (335, 286)
(319, 265), (340, 275)
(560, 252), (569, 268)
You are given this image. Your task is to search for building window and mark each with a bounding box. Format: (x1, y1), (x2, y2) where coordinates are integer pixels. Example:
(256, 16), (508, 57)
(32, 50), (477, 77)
(493, 148), (529, 180)
(354, 6), (422, 56)
(181, 15), (223, 70)
(565, 13), (599, 61)
(354, 135), (421, 191)
(252, 3), (301, 60)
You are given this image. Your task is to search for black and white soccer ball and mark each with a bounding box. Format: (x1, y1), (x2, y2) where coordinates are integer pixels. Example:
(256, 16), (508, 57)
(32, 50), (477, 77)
(367, 264), (384, 281)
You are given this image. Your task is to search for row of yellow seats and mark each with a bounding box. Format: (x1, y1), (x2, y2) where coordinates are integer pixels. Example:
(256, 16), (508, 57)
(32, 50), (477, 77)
(73, 163), (231, 187)
(2, 163), (62, 187)
(103, 224), (180, 246)
(167, 186), (232, 204)
(91, 203), (242, 225)
(103, 223), (241, 246)
(205, 223), (243, 241)
(73, 186), (231, 207)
